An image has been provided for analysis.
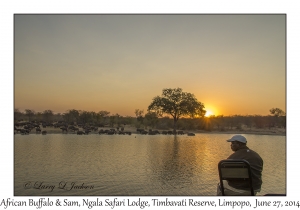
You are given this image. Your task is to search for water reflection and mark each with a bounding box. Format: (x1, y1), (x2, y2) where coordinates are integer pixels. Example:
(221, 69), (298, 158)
(14, 134), (286, 196)
(159, 136), (197, 186)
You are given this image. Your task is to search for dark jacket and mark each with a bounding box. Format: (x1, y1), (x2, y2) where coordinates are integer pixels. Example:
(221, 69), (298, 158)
(227, 145), (263, 190)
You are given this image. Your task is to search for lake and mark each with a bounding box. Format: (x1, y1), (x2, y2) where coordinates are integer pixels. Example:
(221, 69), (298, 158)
(14, 133), (286, 196)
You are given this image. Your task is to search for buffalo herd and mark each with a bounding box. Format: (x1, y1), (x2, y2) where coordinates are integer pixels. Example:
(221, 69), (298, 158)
(14, 121), (195, 136)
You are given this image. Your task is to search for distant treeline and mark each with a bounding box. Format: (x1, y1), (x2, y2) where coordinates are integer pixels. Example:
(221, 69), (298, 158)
(14, 108), (286, 131)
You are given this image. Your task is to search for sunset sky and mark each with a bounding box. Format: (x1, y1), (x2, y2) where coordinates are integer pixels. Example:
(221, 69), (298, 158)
(14, 14), (286, 117)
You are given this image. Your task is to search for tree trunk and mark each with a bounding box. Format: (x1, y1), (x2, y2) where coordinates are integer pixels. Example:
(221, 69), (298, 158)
(173, 118), (177, 134)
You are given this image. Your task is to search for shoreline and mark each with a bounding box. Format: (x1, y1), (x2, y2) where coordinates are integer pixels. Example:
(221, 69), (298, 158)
(14, 126), (286, 136)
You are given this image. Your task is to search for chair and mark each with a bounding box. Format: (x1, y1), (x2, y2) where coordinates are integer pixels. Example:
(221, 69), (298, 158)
(218, 159), (254, 196)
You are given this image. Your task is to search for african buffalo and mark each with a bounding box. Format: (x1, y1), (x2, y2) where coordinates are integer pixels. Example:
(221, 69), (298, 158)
(60, 127), (68, 133)
(177, 130), (184, 135)
(36, 128), (41, 133)
(77, 131), (84, 135)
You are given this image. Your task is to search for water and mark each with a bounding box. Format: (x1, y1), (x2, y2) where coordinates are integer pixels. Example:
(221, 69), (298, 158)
(14, 133), (286, 196)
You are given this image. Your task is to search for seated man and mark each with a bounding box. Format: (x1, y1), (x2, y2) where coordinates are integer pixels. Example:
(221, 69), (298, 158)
(217, 135), (263, 196)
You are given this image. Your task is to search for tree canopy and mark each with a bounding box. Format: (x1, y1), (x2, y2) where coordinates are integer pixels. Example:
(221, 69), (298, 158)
(147, 88), (206, 132)
(269, 108), (286, 117)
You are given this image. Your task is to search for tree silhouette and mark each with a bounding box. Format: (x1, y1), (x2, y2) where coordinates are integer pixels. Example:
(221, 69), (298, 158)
(25, 109), (35, 121)
(269, 108), (286, 117)
(269, 107), (286, 128)
(148, 88), (206, 132)
(144, 111), (159, 129)
(42, 110), (54, 122)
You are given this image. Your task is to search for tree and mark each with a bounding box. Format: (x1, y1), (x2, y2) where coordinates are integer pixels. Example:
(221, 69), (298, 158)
(269, 108), (286, 128)
(134, 109), (144, 126)
(42, 110), (54, 122)
(109, 115), (116, 127)
(269, 108), (286, 117)
(25, 109), (35, 122)
(14, 109), (23, 121)
(63, 112), (72, 123)
(63, 109), (80, 123)
(97, 110), (110, 124)
(147, 88), (206, 132)
(144, 111), (159, 129)
(78, 111), (92, 124)
(53, 113), (63, 122)
(90, 111), (97, 124)
(114, 113), (121, 127)
(68, 109), (80, 122)
(35, 112), (43, 121)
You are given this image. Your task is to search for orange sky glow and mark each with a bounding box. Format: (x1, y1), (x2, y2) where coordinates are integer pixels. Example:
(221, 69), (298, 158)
(14, 14), (286, 117)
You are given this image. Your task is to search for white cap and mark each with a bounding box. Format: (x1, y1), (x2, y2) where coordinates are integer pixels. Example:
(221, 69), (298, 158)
(227, 135), (247, 144)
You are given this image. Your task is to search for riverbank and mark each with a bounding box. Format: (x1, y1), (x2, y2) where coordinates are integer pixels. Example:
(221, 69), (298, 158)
(15, 125), (286, 136)
(196, 129), (286, 136)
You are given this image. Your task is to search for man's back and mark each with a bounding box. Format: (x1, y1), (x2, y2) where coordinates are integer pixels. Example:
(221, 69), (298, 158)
(227, 145), (263, 190)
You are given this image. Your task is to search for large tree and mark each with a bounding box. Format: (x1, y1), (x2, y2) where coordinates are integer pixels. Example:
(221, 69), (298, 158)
(148, 88), (206, 132)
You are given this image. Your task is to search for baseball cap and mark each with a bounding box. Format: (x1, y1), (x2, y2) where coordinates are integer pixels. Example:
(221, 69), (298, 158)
(227, 135), (247, 144)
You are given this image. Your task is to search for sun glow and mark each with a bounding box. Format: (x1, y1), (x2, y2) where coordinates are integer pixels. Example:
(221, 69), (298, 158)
(205, 110), (213, 117)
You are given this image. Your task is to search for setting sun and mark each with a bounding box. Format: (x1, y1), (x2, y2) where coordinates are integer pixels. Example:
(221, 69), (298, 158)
(205, 110), (213, 117)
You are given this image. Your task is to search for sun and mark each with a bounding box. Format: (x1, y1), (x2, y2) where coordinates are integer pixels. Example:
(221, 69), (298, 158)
(205, 110), (213, 117)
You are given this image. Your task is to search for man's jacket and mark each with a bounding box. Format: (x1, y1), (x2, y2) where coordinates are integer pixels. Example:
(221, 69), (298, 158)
(227, 145), (263, 190)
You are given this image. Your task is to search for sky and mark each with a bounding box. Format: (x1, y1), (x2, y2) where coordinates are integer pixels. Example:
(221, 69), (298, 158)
(14, 14), (286, 117)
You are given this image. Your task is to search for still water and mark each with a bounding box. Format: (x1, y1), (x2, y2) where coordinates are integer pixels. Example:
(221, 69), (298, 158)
(14, 133), (286, 196)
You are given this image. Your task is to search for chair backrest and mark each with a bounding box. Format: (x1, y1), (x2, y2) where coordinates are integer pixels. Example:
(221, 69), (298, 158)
(218, 159), (254, 196)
